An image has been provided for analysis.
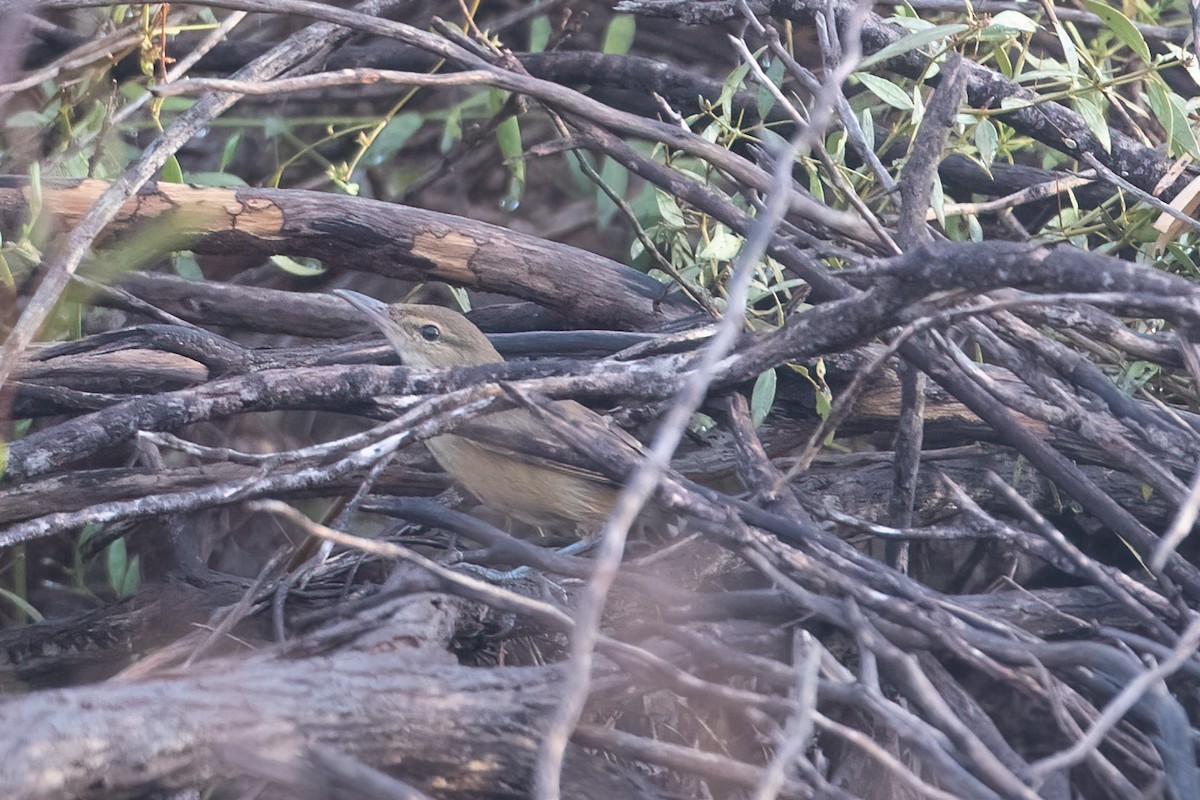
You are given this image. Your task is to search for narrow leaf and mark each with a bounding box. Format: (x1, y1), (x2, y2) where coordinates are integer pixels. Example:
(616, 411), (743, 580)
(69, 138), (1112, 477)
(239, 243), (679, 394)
(529, 15), (552, 53)
(750, 369), (777, 427)
(981, 10), (1039, 37)
(603, 14), (636, 55)
(856, 23), (969, 71)
(856, 73), (914, 111)
(1073, 95), (1110, 152)
(975, 118), (998, 166)
(161, 154), (183, 184)
(1083, 0), (1151, 62)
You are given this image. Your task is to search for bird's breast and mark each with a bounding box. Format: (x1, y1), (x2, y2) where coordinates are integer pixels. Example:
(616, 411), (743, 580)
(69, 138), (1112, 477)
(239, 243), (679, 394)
(425, 433), (615, 531)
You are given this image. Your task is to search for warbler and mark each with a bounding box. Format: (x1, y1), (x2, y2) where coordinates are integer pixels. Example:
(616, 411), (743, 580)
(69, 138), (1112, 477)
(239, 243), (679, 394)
(335, 290), (652, 534)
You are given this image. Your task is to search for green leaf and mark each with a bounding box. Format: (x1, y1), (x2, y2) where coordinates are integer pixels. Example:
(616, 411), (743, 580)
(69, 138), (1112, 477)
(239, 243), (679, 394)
(219, 130), (242, 172)
(814, 387), (832, 422)
(910, 83), (925, 128)
(596, 157), (628, 228)
(994, 43), (1013, 77)
(529, 15), (552, 53)
(967, 213), (983, 242)
(0, 588), (42, 623)
(1073, 95), (1110, 152)
(750, 369), (777, 427)
(185, 171), (248, 187)
(603, 14), (636, 55)
(441, 104), (463, 151)
(448, 285), (472, 312)
(688, 412), (717, 436)
(717, 60), (754, 113)
(975, 118), (998, 166)
(981, 10), (1039, 37)
(172, 251), (204, 281)
(1148, 80), (1200, 159)
(106, 537), (128, 598)
(1083, 0), (1151, 62)
(263, 115), (289, 140)
(698, 227), (743, 261)
(362, 113), (423, 165)
(491, 90), (525, 201)
(4, 110), (49, 128)
(856, 23), (969, 71)
(120, 555), (141, 599)
(805, 160), (825, 202)
(930, 178), (946, 227)
(270, 255), (326, 276)
(1050, 20), (1079, 80)
(161, 155), (184, 184)
(78, 522), (103, 551)
(655, 190), (685, 228)
(856, 73), (914, 111)
(757, 56), (785, 119)
(860, 107), (875, 151)
(1166, 91), (1200, 159)
(1167, 241), (1200, 276)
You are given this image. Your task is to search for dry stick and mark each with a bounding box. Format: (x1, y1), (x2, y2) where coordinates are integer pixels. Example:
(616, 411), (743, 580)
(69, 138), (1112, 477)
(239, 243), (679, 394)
(84, 0), (877, 242)
(902, 0), (1184, 42)
(151, 68), (500, 96)
(865, 263), (1200, 599)
(542, 19), (1200, 597)
(984, 472), (1175, 640)
(0, 22), (141, 94)
(0, 0), (407, 391)
(933, 172), (1097, 219)
(942, 475), (1175, 621)
(748, 10), (897, 195)
(0, 386), (507, 547)
(533, 132), (805, 795)
(777, 290), (1090, 480)
(847, 607), (1038, 798)
(1153, 336), (1200, 570)
(69, 274), (205, 331)
(571, 724), (812, 799)
(1031, 613), (1200, 786)
(989, 311), (1197, 500)
(152, 70), (870, 243)
(734, 494), (1166, 796)
(886, 55), (968, 572)
(623, 0), (1178, 196)
(726, 30), (898, 254)
(1080, 151), (1200, 235)
(657, 627), (937, 796)
(254, 496), (838, 797)
(11, 0), (481, 65)
(108, 10), (250, 128)
(738, 545), (1010, 799)
(248, 500), (578, 632)
(1151, 461), (1200, 573)
(533, 3), (880, 791)
(751, 632), (821, 800)
(537, 104), (717, 315)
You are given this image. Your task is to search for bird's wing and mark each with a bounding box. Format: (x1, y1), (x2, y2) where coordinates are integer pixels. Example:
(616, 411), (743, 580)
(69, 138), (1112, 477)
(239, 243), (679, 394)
(451, 401), (646, 486)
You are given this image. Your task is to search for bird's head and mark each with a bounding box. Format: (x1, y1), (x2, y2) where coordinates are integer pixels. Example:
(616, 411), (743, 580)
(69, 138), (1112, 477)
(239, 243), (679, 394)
(334, 290), (502, 368)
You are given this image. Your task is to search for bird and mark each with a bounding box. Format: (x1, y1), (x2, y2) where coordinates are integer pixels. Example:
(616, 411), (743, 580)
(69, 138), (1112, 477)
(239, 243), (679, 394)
(334, 290), (655, 535)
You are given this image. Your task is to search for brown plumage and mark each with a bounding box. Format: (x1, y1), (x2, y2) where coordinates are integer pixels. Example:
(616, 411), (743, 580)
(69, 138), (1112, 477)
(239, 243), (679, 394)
(336, 291), (649, 532)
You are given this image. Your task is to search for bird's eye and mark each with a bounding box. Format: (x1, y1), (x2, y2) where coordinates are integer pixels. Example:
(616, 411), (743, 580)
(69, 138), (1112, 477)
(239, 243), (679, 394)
(419, 324), (441, 342)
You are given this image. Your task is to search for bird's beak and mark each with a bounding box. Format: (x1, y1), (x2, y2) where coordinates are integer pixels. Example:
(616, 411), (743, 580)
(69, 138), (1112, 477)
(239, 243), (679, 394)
(334, 289), (392, 329)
